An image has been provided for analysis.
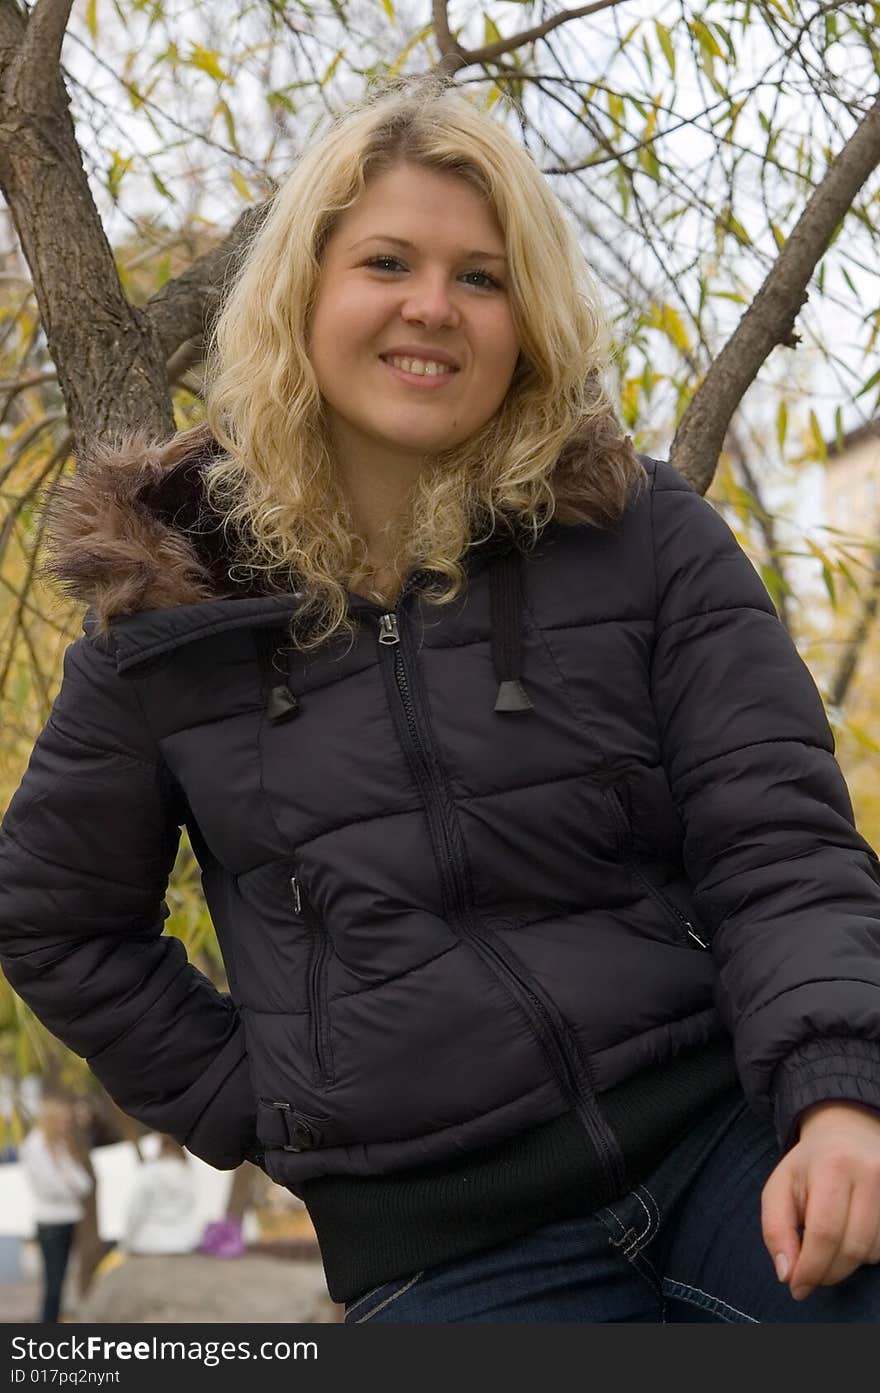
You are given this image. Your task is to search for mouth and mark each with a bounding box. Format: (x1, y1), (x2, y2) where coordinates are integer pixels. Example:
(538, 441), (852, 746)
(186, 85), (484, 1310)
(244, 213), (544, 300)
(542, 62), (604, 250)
(379, 355), (460, 388)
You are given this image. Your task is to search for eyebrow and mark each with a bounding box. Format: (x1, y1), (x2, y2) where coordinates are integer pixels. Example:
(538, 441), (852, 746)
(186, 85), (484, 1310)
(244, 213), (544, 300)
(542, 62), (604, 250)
(348, 234), (508, 264)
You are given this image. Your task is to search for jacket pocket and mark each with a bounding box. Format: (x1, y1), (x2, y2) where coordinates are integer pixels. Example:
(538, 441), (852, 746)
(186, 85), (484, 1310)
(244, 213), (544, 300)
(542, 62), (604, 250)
(290, 872), (335, 1086)
(602, 785), (709, 949)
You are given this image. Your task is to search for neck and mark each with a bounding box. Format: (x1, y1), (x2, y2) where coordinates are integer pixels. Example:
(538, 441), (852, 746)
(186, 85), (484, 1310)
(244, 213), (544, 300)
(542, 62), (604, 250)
(335, 452), (424, 574)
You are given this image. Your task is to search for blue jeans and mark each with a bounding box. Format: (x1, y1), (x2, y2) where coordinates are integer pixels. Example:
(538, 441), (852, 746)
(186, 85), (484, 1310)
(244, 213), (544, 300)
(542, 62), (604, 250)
(343, 1089), (880, 1322)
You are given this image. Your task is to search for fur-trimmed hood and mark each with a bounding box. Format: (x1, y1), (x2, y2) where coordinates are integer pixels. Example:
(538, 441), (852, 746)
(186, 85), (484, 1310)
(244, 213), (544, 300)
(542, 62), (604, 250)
(40, 423), (272, 635)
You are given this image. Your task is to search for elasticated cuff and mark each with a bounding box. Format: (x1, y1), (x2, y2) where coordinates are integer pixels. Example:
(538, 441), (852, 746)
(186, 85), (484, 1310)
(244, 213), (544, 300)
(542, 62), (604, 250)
(771, 1037), (880, 1152)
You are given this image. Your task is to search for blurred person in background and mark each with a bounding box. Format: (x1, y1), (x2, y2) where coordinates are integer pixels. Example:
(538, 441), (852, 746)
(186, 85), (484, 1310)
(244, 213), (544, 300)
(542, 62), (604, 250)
(121, 1134), (201, 1256)
(19, 1096), (93, 1322)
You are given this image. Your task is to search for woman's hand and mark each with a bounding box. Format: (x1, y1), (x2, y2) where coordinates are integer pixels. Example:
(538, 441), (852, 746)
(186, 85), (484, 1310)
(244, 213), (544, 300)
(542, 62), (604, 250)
(761, 1101), (880, 1301)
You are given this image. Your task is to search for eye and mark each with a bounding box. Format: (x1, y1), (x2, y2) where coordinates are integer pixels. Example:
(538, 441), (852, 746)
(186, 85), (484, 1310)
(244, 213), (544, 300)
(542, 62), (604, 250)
(364, 256), (503, 291)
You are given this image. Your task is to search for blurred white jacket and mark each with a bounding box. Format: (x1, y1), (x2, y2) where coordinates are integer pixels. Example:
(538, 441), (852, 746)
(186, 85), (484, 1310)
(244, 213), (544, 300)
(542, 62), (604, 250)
(19, 1129), (93, 1225)
(122, 1156), (202, 1255)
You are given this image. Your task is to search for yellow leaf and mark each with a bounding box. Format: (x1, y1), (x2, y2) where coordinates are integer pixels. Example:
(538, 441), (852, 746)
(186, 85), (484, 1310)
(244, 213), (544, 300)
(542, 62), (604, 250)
(621, 377), (640, 428)
(86, 0), (98, 42)
(808, 409), (827, 462)
(231, 168), (253, 202)
(381, 0), (395, 17)
(189, 46), (229, 82)
(649, 303), (691, 353)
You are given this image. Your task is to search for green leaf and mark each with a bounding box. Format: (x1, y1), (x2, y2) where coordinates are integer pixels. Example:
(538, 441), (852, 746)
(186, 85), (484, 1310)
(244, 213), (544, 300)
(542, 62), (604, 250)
(715, 208), (750, 246)
(758, 562), (792, 610)
(484, 17), (502, 45)
(654, 19), (675, 76)
(776, 400), (788, 453)
(86, 0), (99, 41)
(856, 365), (880, 399)
(107, 149), (134, 201)
(381, 0), (395, 17)
(637, 146), (661, 182)
(214, 99), (238, 151)
(151, 171), (174, 201)
(322, 49), (344, 85)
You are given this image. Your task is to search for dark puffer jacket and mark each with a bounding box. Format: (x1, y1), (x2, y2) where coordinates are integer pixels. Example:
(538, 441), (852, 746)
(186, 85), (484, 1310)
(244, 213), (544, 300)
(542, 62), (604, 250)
(2, 431), (880, 1302)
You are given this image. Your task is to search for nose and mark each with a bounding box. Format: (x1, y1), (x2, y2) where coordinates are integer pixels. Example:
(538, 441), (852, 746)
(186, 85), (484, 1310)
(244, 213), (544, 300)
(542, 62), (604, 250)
(400, 274), (461, 331)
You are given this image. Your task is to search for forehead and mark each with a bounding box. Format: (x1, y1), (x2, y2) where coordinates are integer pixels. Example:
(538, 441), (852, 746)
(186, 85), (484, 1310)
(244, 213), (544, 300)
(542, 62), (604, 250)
(331, 163), (504, 246)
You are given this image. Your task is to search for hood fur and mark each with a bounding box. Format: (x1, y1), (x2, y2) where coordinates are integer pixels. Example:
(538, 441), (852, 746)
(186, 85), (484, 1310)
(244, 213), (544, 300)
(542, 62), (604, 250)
(40, 424), (268, 635)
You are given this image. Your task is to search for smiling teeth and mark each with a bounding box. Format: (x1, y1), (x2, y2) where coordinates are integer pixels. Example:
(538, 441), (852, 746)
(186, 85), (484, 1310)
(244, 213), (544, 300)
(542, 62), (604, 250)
(385, 356), (455, 376)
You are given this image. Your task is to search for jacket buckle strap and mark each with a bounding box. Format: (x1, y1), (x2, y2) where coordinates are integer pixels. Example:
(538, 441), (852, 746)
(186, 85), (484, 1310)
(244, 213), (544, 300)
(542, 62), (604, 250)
(261, 1099), (320, 1152)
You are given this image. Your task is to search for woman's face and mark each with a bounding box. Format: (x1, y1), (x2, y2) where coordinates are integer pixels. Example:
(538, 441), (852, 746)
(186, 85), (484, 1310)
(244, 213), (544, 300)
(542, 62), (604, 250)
(308, 162), (521, 473)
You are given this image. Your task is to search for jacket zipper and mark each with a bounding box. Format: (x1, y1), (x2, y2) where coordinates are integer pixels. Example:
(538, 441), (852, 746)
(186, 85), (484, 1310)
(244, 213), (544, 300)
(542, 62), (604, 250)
(291, 873), (334, 1086)
(604, 787), (709, 949)
(378, 607), (626, 1195)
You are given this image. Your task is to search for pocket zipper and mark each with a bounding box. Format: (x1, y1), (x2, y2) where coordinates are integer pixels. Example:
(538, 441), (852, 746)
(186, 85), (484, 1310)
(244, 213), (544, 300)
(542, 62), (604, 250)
(603, 787), (709, 950)
(291, 873), (335, 1084)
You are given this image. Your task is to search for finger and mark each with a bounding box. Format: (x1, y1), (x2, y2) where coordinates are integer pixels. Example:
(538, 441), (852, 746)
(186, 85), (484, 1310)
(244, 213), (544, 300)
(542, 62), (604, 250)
(789, 1171), (853, 1298)
(817, 1179), (880, 1288)
(760, 1160), (802, 1284)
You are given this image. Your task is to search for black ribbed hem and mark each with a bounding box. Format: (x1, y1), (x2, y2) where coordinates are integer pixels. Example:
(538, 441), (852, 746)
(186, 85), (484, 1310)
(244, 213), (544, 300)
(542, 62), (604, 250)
(301, 1038), (739, 1304)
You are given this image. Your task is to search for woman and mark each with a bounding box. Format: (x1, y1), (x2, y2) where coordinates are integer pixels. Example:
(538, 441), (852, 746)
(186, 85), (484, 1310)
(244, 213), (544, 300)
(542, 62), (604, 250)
(1, 73), (880, 1323)
(19, 1098), (93, 1322)
(121, 1135), (201, 1257)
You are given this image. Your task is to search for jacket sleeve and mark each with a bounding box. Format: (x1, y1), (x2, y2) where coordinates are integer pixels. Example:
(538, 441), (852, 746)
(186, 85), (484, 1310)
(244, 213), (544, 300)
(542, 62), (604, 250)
(0, 626), (257, 1170)
(649, 459), (880, 1151)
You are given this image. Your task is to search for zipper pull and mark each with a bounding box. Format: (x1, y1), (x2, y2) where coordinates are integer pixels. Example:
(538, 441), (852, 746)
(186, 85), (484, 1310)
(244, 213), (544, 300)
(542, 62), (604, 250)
(685, 920), (709, 949)
(378, 613), (400, 646)
(290, 876), (301, 914)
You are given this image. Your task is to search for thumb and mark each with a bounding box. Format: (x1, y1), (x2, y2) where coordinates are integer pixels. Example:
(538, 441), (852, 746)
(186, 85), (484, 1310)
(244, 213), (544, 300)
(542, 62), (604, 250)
(760, 1157), (803, 1285)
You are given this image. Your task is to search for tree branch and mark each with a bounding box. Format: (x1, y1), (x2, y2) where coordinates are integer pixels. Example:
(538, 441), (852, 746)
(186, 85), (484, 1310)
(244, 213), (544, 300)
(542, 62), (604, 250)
(145, 202), (270, 361)
(0, 0), (173, 451)
(432, 0), (628, 76)
(17, 0), (74, 107)
(671, 90), (880, 493)
(828, 545), (880, 711)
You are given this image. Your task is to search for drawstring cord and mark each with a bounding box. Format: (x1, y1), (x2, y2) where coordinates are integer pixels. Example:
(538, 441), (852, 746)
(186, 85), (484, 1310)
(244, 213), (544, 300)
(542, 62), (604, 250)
(262, 547), (533, 721)
(490, 548), (534, 714)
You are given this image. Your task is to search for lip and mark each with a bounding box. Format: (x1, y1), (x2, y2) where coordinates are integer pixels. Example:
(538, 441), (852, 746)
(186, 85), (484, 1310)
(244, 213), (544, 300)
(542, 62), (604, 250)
(379, 357), (459, 389)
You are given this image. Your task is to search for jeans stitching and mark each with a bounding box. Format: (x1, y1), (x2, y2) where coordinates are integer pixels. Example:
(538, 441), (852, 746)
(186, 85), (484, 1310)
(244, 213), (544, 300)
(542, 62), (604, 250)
(662, 1277), (759, 1324)
(597, 1202), (637, 1251)
(624, 1188), (655, 1257)
(596, 1208), (664, 1309)
(630, 1184), (660, 1254)
(351, 1270), (425, 1323)
(614, 1186), (658, 1259)
(345, 1281), (389, 1317)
